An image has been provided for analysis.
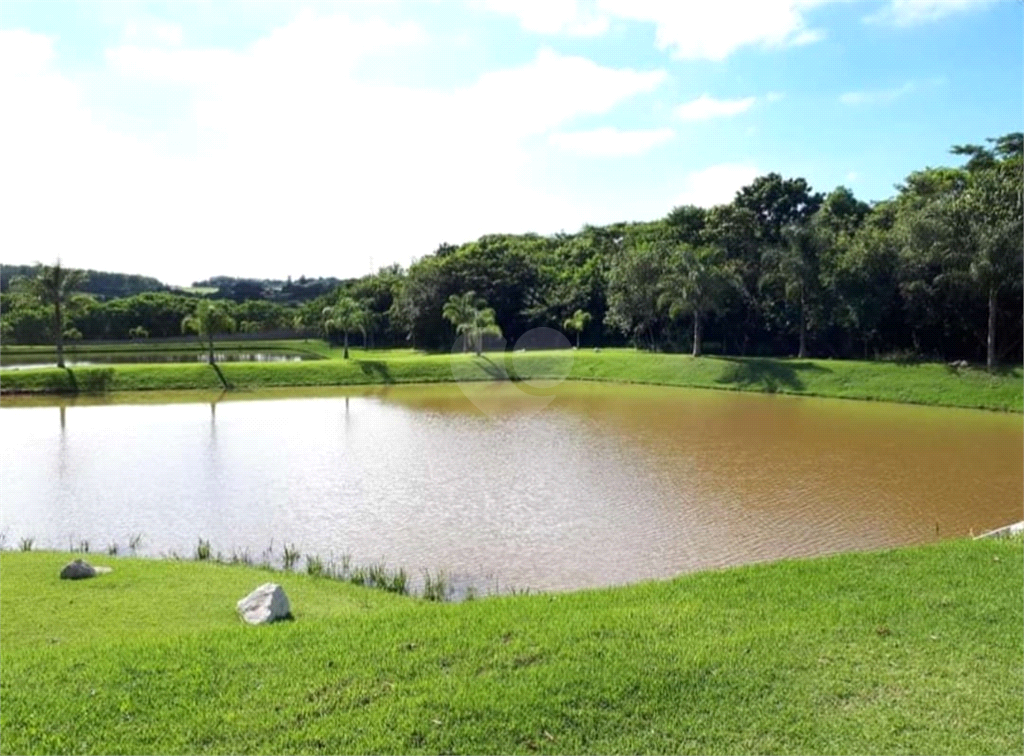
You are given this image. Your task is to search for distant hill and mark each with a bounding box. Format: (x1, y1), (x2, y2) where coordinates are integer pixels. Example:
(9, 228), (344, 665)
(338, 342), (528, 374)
(0, 265), (344, 305)
(192, 275), (344, 304)
(0, 264), (170, 301)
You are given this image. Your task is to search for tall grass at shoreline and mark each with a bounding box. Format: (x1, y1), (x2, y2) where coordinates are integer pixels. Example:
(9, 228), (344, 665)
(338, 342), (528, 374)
(4, 536), (456, 602)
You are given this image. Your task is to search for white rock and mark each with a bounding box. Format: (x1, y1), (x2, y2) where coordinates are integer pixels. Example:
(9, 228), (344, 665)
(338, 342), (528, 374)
(60, 559), (96, 580)
(237, 583), (291, 625)
(975, 521), (1024, 539)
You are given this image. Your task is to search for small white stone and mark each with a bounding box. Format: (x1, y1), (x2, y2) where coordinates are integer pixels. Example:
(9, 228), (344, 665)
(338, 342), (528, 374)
(236, 583), (291, 625)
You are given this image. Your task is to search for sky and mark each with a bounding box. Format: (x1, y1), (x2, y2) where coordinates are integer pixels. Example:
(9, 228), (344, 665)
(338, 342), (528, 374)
(0, 0), (1020, 286)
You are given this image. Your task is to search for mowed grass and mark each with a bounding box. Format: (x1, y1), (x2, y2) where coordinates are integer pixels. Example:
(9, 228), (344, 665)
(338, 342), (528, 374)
(1, 539), (1021, 755)
(1, 347), (1021, 412)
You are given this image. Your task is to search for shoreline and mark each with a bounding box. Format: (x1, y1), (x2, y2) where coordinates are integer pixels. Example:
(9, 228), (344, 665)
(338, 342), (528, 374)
(1, 349), (1021, 412)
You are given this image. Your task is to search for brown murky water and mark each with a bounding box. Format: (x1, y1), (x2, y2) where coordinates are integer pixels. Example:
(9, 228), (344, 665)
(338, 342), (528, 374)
(1, 383), (1020, 592)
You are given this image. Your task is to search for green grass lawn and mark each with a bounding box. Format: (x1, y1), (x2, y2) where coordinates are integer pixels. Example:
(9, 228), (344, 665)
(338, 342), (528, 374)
(2, 346), (1021, 412)
(1, 539), (1021, 754)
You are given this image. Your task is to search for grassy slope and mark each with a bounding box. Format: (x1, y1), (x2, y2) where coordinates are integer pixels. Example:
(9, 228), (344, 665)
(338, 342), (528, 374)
(1, 348), (1021, 411)
(1, 539), (1021, 755)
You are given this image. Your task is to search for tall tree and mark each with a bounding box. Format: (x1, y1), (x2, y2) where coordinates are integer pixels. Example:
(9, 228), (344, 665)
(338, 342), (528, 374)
(658, 246), (738, 357)
(938, 152), (1023, 370)
(950, 132), (1023, 172)
(816, 186), (870, 237)
(736, 173), (825, 355)
(181, 300), (237, 365)
(762, 223), (823, 358)
(664, 204), (707, 246)
(823, 202), (900, 358)
(562, 309), (592, 348)
(9, 262), (89, 368)
(703, 204), (763, 354)
(322, 295), (367, 359)
(734, 173), (824, 246)
(605, 243), (667, 351)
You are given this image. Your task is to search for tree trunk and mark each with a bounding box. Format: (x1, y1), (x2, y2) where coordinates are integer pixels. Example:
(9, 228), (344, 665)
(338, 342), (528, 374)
(987, 286), (997, 372)
(798, 290), (807, 359)
(54, 299), (64, 368)
(475, 329), (482, 357)
(576, 332), (580, 349)
(207, 334), (215, 365)
(343, 331), (349, 360)
(692, 313), (702, 357)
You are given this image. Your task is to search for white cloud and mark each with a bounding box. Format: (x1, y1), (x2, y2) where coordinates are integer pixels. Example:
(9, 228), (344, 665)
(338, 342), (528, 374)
(675, 94), (757, 121)
(863, 0), (995, 27)
(0, 20), (667, 284)
(596, 0), (827, 61)
(765, 91), (786, 102)
(123, 17), (183, 47)
(548, 127), (674, 156)
(479, 0), (827, 60)
(674, 164), (760, 208)
(845, 171), (859, 182)
(0, 28), (56, 72)
(465, 48), (667, 138)
(481, 0), (609, 36)
(838, 81), (916, 105)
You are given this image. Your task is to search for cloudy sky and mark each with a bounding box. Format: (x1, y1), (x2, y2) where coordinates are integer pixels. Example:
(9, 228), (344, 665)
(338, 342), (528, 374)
(1, 0), (1020, 285)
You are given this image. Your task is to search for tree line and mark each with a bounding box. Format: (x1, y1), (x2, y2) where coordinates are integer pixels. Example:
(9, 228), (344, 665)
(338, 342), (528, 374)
(2, 133), (1021, 369)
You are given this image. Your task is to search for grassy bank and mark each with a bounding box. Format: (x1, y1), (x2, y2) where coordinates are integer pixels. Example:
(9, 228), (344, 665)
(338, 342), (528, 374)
(2, 348), (1021, 411)
(1, 538), (1021, 754)
(0, 339), (329, 356)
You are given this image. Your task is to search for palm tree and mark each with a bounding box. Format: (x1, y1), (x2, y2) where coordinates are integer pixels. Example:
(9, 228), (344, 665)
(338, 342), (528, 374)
(442, 291), (477, 353)
(182, 300), (237, 365)
(658, 245), (738, 357)
(562, 309), (592, 349)
(468, 306), (502, 356)
(322, 296), (366, 359)
(292, 313), (309, 342)
(9, 262), (89, 368)
(442, 291), (502, 355)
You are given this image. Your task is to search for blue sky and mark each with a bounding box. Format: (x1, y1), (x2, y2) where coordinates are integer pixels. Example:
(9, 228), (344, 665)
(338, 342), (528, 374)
(0, 0), (1020, 285)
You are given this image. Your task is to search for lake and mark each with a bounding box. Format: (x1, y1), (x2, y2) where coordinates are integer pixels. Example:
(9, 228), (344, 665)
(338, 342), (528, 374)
(1, 383), (1020, 594)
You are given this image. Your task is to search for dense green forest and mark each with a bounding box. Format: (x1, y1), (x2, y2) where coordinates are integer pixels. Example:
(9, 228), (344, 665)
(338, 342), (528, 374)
(2, 134), (1021, 366)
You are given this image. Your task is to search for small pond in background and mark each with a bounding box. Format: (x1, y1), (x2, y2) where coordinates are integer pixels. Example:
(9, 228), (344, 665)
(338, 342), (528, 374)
(0, 352), (313, 370)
